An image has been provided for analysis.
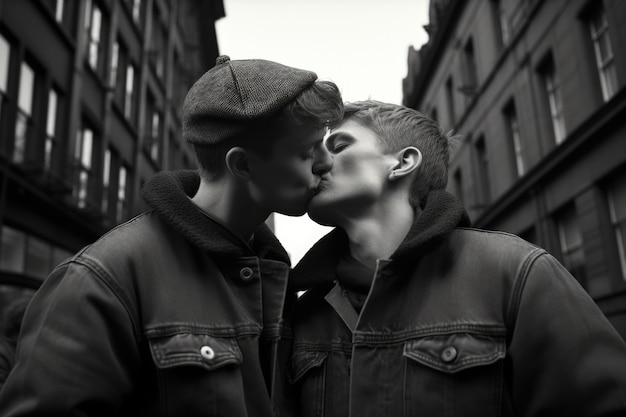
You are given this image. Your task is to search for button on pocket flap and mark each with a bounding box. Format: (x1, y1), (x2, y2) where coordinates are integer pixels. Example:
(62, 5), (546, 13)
(403, 333), (505, 374)
(149, 333), (242, 372)
(290, 349), (328, 384)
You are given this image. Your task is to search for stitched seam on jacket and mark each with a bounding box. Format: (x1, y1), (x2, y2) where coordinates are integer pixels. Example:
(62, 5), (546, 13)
(352, 323), (506, 344)
(73, 255), (143, 343)
(506, 248), (546, 333)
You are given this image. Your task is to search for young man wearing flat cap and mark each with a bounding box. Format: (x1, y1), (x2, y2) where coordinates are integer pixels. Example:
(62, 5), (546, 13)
(0, 56), (343, 416)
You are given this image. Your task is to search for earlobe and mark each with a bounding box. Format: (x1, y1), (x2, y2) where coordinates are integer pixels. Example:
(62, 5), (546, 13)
(225, 147), (251, 180)
(389, 147), (422, 180)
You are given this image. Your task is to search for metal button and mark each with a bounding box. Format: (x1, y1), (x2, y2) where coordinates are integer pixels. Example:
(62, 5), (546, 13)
(200, 345), (215, 360)
(239, 267), (254, 281)
(441, 346), (457, 363)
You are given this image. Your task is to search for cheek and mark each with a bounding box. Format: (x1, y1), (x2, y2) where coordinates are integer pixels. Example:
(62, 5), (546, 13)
(279, 160), (314, 183)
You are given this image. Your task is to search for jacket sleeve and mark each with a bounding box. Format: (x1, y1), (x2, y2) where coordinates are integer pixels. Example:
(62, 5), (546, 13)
(0, 259), (141, 416)
(508, 252), (626, 416)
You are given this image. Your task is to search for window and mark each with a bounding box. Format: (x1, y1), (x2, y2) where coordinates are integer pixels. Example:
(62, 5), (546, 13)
(0, 34), (10, 128)
(540, 57), (566, 144)
(0, 225), (72, 279)
(117, 165), (128, 223)
(150, 112), (161, 162)
(43, 0), (65, 22)
(109, 41), (119, 88)
(113, 42), (136, 123)
(474, 136), (491, 205)
(74, 126), (94, 209)
(0, 226), (25, 274)
(127, 0), (143, 26)
(14, 62), (35, 164)
(102, 148), (111, 213)
(504, 102), (524, 177)
(463, 38), (478, 91)
(150, 10), (165, 79)
(557, 205), (586, 285)
(490, 0), (510, 48)
(55, 0), (64, 22)
(124, 64), (135, 120)
(84, 0), (103, 73)
(44, 88), (59, 172)
(445, 77), (455, 127)
(588, 4), (618, 101)
(607, 172), (626, 280)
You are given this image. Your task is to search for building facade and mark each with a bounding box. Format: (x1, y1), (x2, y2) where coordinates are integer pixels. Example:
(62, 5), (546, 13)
(403, 0), (626, 337)
(0, 0), (224, 286)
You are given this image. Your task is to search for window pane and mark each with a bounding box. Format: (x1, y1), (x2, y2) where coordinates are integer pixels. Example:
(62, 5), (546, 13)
(55, 0), (65, 22)
(102, 149), (111, 212)
(18, 62), (34, 115)
(103, 149), (111, 187)
(0, 226), (26, 273)
(557, 207), (586, 284)
(82, 129), (93, 168)
(608, 172), (626, 280)
(0, 35), (9, 92)
(25, 236), (52, 279)
(110, 41), (119, 86)
(124, 65), (134, 119)
(117, 166), (127, 223)
(78, 170), (88, 208)
(13, 112), (29, 164)
(46, 89), (58, 136)
(91, 7), (102, 41)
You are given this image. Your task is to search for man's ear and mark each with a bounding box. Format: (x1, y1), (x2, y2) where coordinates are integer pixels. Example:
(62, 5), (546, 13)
(388, 147), (422, 181)
(225, 147), (251, 180)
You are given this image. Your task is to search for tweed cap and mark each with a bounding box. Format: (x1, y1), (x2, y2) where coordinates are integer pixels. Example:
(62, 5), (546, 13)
(183, 55), (318, 145)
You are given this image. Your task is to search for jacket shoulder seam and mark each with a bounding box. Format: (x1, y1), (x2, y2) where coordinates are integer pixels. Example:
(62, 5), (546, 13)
(72, 255), (143, 343)
(506, 248), (547, 332)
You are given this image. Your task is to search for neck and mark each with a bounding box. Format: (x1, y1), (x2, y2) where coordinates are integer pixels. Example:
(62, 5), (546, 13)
(340, 196), (416, 269)
(191, 177), (269, 241)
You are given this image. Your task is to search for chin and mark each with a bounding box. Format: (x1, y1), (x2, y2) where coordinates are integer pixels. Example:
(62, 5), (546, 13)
(307, 200), (339, 227)
(274, 202), (308, 217)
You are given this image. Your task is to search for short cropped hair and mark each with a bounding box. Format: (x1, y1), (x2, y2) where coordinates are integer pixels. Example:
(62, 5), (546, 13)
(195, 80), (344, 180)
(343, 100), (451, 208)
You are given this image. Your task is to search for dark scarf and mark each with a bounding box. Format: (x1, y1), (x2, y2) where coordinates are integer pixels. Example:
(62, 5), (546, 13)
(290, 190), (471, 292)
(142, 170), (290, 264)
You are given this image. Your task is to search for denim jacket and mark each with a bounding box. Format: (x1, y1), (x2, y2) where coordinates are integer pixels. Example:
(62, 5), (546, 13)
(0, 170), (293, 416)
(289, 191), (626, 417)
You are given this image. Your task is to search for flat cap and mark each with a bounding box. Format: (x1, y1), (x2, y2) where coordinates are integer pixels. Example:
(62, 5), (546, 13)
(183, 55), (318, 145)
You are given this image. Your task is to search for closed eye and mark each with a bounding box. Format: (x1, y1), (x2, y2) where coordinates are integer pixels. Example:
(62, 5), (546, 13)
(331, 142), (349, 153)
(325, 132), (354, 154)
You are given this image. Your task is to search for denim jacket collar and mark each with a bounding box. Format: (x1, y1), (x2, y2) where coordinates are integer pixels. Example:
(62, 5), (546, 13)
(291, 190), (470, 291)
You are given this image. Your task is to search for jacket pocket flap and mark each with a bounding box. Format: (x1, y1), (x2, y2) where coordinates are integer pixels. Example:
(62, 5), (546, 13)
(403, 333), (504, 374)
(290, 350), (328, 384)
(149, 333), (242, 372)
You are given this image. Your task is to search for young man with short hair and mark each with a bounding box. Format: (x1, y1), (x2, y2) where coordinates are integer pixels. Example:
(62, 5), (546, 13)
(0, 56), (343, 416)
(290, 100), (626, 416)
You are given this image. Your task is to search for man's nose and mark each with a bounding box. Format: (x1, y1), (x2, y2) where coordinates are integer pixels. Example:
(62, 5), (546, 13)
(312, 144), (333, 175)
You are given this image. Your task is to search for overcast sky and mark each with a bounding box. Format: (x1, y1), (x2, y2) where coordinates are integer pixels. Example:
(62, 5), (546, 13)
(216, 0), (431, 264)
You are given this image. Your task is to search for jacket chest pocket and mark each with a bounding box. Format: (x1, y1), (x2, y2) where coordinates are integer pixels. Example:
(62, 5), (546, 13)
(403, 332), (505, 417)
(149, 333), (244, 416)
(290, 349), (353, 417)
